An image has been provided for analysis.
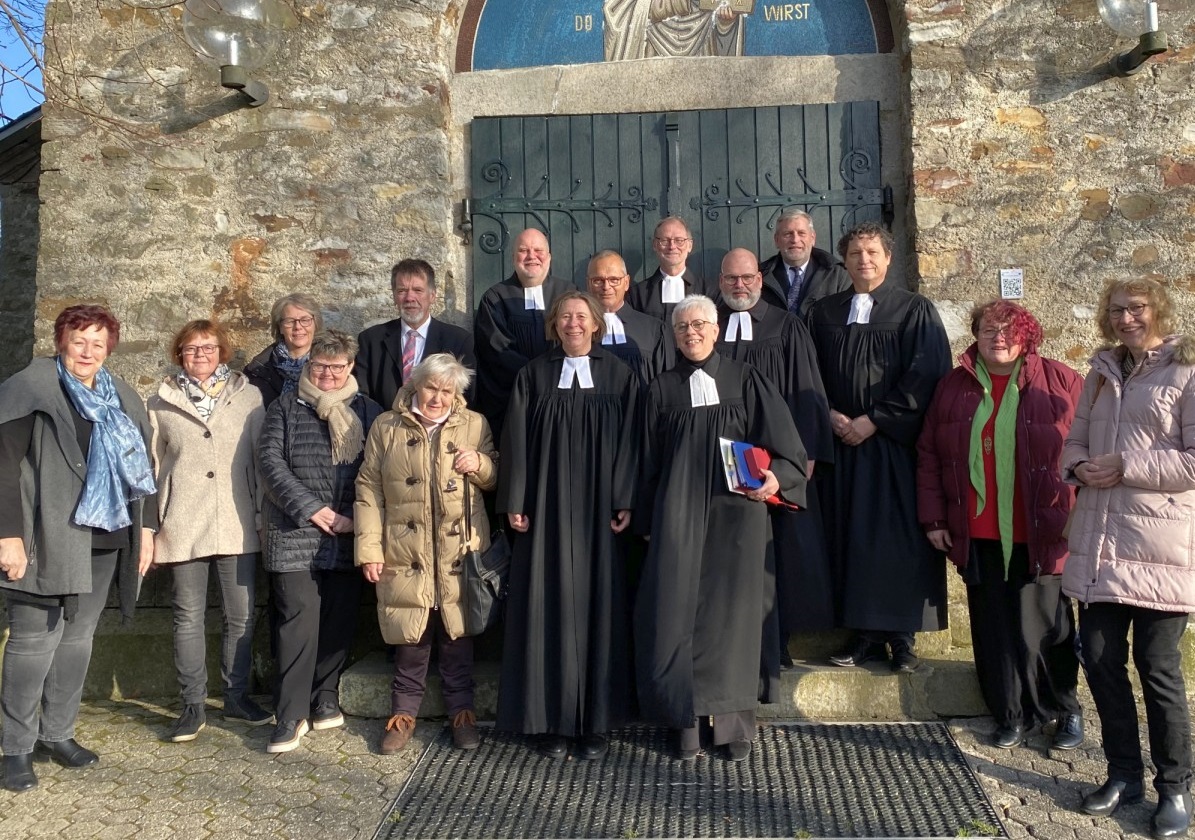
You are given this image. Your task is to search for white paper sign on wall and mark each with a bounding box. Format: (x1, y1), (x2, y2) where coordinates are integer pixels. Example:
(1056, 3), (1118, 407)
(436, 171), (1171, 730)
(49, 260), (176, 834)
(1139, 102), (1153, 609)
(1000, 268), (1024, 300)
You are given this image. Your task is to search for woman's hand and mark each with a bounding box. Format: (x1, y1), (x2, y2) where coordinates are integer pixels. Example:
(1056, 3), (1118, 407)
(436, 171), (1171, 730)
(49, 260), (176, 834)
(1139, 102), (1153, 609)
(310, 506), (342, 535)
(508, 513), (530, 533)
(452, 449), (481, 475)
(361, 563), (382, 584)
(926, 529), (953, 553)
(138, 528), (156, 575)
(1075, 459), (1122, 488)
(841, 415), (878, 447)
(0, 537), (28, 582)
(610, 510), (631, 534)
(748, 469), (780, 502)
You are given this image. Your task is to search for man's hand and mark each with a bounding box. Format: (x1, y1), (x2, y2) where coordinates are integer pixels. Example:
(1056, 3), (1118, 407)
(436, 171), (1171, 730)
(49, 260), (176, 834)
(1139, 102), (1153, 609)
(610, 510), (631, 534)
(926, 529), (952, 553)
(0, 537), (28, 582)
(310, 506), (340, 536)
(830, 409), (851, 438)
(841, 415), (877, 447)
(508, 513), (530, 533)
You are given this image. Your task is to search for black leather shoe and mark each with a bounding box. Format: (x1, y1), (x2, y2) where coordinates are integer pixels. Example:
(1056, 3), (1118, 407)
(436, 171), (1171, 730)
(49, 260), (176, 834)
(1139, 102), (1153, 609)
(534, 735), (567, 759)
(1051, 713), (1084, 751)
(1081, 778), (1145, 816)
(34, 738), (99, 768)
(993, 724), (1025, 749)
(1151, 792), (1194, 838)
(3, 754), (37, 792)
(726, 740), (752, 762)
(576, 735), (608, 761)
(829, 639), (887, 668)
(890, 640), (920, 674)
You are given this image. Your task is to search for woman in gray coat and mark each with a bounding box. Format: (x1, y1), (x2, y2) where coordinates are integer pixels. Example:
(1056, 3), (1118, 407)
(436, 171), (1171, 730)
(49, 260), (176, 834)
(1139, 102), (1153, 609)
(258, 330), (383, 753)
(149, 319), (270, 743)
(0, 305), (156, 793)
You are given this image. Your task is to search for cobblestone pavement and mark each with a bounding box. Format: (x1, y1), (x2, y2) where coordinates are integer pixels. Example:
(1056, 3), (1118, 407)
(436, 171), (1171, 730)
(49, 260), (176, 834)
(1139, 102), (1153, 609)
(0, 694), (1172, 839)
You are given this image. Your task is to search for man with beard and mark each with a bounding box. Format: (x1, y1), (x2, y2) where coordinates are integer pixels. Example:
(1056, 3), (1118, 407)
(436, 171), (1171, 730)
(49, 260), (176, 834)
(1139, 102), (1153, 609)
(587, 250), (670, 388)
(627, 216), (717, 324)
(758, 209), (852, 319)
(807, 223), (951, 673)
(474, 229), (574, 436)
(355, 259), (475, 411)
(715, 248), (835, 669)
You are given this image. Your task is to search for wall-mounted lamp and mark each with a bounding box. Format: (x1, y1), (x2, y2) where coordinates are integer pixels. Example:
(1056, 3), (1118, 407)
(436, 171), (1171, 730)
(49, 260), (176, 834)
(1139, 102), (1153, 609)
(1098, 0), (1168, 76)
(181, 0), (293, 107)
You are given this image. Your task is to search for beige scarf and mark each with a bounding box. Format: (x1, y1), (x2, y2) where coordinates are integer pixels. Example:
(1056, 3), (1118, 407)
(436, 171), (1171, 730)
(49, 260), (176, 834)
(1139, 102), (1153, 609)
(297, 372), (364, 465)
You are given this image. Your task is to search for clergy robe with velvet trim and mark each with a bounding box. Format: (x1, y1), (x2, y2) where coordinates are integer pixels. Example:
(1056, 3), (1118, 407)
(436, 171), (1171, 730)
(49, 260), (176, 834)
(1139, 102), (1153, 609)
(634, 353), (807, 728)
(716, 298), (836, 634)
(495, 346), (639, 736)
(473, 274), (573, 436)
(601, 304), (671, 389)
(807, 281), (951, 632)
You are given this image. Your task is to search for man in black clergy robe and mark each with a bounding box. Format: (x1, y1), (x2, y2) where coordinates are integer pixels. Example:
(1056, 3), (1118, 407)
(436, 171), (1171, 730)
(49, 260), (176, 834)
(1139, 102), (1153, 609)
(758, 209), (852, 319)
(354, 258), (475, 411)
(496, 291), (639, 761)
(636, 293), (807, 763)
(806, 222), (951, 674)
(715, 249), (836, 664)
(586, 249), (670, 388)
(474, 228), (573, 436)
(626, 216), (718, 323)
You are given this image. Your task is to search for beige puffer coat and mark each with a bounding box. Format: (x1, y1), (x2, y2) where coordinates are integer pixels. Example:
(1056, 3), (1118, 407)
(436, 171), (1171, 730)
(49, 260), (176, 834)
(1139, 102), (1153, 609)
(148, 371), (265, 564)
(1061, 335), (1195, 612)
(354, 395), (497, 644)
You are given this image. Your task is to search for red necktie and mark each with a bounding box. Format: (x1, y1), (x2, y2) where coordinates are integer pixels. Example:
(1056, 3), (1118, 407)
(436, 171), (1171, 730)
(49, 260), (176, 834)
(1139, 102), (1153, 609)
(402, 329), (418, 380)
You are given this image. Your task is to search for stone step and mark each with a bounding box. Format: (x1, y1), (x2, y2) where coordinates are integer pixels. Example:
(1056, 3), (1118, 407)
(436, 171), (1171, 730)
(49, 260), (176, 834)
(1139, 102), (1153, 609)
(338, 650), (989, 722)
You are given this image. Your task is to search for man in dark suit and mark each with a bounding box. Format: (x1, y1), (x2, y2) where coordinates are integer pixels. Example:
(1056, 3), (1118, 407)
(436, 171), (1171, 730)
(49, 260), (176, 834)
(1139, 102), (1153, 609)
(758, 209), (851, 319)
(626, 216), (717, 323)
(355, 258), (475, 411)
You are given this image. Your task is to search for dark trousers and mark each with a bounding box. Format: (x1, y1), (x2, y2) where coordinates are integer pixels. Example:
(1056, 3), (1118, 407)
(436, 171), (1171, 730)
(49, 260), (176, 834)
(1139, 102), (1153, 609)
(271, 569), (362, 724)
(679, 709), (756, 750)
(1, 551), (117, 755)
(966, 540), (1081, 728)
(391, 613), (475, 717)
(1081, 602), (1193, 795)
(860, 630), (915, 648)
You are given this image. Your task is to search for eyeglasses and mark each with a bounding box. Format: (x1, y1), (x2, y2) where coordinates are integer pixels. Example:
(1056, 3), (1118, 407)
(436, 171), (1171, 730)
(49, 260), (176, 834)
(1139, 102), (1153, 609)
(1107, 303), (1150, 321)
(181, 344), (219, 356)
(588, 276), (626, 287)
(721, 274), (758, 286)
(978, 326), (1012, 340)
(673, 319), (713, 334)
(654, 237), (691, 246)
(279, 316), (315, 329)
(310, 362), (348, 375)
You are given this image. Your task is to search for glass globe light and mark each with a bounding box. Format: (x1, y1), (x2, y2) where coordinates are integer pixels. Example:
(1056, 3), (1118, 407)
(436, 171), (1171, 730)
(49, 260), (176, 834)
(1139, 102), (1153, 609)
(181, 0), (290, 70)
(1097, 0), (1151, 38)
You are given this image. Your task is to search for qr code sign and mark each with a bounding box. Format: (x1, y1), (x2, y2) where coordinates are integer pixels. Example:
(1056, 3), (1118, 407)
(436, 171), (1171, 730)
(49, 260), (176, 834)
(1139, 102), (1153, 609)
(1000, 268), (1024, 300)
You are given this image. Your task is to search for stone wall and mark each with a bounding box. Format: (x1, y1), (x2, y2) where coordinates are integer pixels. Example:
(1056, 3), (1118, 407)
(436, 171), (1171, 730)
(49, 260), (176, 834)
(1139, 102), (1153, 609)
(903, 0), (1195, 352)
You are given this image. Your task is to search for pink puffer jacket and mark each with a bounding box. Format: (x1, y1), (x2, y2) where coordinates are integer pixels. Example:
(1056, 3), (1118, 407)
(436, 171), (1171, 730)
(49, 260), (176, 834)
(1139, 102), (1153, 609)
(1061, 335), (1195, 612)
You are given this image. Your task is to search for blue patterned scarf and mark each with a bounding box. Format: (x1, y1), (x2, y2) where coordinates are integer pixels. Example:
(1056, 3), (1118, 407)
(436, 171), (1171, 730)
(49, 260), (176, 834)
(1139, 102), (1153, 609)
(57, 357), (157, 531)
(273, 341), (308, 395)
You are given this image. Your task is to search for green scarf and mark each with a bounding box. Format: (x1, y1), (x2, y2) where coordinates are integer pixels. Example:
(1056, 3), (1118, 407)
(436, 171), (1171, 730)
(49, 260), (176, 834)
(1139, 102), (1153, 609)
(969, 356), (1022, 579)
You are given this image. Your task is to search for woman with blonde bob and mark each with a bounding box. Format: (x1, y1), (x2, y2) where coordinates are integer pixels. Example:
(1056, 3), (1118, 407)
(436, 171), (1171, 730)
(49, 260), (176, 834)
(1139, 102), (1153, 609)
(1063, 278), (1195, 838)
(355, 353), (497, 755)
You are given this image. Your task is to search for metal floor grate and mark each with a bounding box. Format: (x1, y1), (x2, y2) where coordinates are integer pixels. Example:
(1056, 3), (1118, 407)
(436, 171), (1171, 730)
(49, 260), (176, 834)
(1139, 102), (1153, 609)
(376, 722), (1007, 839)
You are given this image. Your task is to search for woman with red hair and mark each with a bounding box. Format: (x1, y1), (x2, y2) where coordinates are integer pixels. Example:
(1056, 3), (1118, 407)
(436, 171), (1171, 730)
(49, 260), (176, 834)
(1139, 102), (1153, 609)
(917, 300), (1085, 751)
(0, 304), (156, 792)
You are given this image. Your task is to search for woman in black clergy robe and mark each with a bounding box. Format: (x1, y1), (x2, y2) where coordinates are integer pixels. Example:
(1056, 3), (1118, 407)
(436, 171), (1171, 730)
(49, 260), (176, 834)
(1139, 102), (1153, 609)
(636, 294), (807, 763)
(496, 290), (639, 761)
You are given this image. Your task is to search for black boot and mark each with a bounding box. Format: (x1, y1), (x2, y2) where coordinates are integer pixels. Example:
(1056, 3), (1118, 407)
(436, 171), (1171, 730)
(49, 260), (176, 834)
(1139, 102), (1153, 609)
(1081, 778), (1145, 816)
(3, 753), (37, 793)
(1151, 792), (1194, 839)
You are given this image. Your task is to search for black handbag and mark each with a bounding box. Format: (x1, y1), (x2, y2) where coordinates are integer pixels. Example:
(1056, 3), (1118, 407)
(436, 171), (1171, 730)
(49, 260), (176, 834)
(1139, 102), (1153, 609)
(461, 485), (510, 636)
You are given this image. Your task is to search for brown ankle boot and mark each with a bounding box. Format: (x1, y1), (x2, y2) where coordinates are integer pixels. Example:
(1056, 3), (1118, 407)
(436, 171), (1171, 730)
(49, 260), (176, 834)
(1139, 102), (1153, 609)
(451, 709), (480, 751)
(380, 714), (416, 755)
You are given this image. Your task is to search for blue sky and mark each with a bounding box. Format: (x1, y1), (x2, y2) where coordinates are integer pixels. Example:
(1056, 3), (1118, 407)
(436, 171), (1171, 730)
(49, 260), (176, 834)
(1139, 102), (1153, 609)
(1, 0), (46, 125)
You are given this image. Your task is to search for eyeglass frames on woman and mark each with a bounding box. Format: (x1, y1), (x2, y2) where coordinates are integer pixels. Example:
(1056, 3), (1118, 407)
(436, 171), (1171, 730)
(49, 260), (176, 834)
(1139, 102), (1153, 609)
(181, 345), (219, 356)
(1107, 303), (1150, 321)
(280, 316), (315, 329)
(673, 319), (712, 334)
(310, 362), (348, 374)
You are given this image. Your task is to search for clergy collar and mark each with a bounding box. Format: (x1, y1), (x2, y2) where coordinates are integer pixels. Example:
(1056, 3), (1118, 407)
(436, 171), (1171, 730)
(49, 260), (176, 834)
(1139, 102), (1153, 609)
(719, 300), (765, 322)
(676, 349), (721, 374)
(850, 278), (892, 298)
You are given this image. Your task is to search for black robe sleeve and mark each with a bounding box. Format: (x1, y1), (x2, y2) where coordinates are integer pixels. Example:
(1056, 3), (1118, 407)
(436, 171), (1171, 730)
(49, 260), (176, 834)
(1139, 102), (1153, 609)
(474, 288), (532, 396)
(783, 316), (835, 463)
(744, 367), (809, 509)
(869, 297), (952, 448)
(611, 366), (641, 512)
(495, 365), (533, 517)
